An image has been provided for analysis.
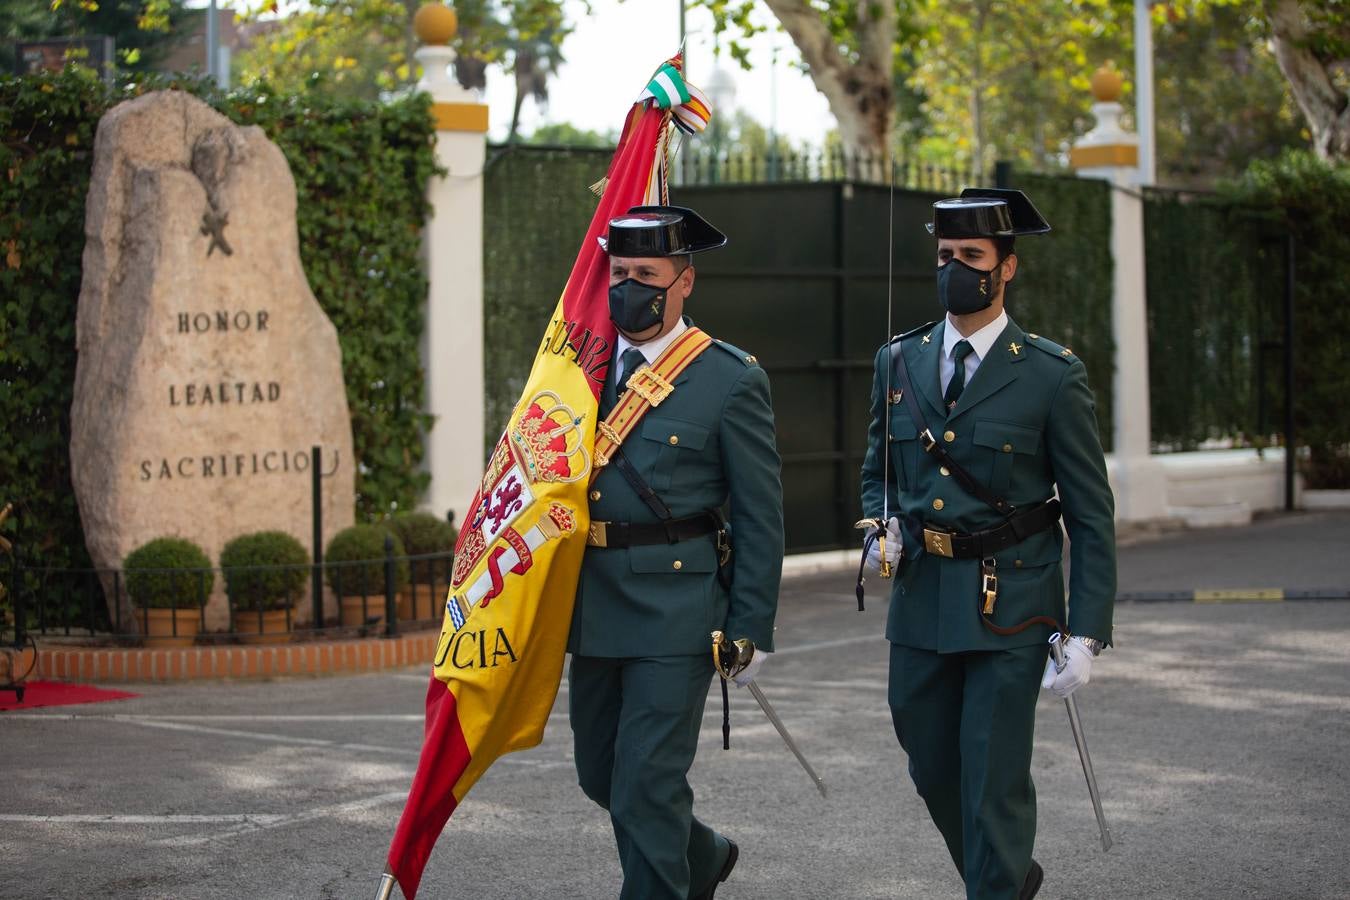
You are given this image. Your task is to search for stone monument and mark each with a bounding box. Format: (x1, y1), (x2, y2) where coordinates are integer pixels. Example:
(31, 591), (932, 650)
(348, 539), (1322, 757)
(71, 90), (356, 630)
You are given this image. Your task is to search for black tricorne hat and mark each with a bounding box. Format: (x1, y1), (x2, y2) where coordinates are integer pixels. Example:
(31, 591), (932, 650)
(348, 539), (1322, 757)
(597, 205), (728, 256)
(926, 188), (1051, 238)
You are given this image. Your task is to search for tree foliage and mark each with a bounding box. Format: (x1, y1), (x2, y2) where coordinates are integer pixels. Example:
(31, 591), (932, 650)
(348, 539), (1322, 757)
(706, 0), (1323, 182)
(232, 0), (578, 118)
(1261, 0), (1350, 160)
(0, 0), (192, 73)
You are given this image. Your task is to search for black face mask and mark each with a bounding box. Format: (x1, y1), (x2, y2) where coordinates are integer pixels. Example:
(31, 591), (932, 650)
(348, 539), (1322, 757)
(936, 257), (1001, 315)
(608, 272), (681, 335)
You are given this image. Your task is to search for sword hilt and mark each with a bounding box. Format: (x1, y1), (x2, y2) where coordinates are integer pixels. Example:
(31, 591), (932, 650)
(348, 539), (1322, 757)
(711, 630), (754, 681)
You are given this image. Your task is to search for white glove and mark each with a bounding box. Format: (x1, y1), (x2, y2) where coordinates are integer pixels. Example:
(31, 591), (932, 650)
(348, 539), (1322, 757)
(1040, 637), (1096, 698)
(732, 648), (770, 687)
(863, 516), (902, 574)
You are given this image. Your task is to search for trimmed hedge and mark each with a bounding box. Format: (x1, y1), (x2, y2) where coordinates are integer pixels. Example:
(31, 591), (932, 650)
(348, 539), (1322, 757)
(1220, 151), (1350, 489)
(325, 524), (409, 596)
(220, 530), (310, 612)
(0, 67), (439, 588)
(123, 537), (213, 609)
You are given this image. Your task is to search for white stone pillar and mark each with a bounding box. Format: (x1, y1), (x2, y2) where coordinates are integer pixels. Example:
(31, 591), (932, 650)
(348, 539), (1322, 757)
(1071, 66), (1168, 521)
(413, 4), (488, 526)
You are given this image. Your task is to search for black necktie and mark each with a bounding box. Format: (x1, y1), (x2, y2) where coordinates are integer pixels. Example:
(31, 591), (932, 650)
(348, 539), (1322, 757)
(601, 347), (645, 417)
(945, 340), (974, 409)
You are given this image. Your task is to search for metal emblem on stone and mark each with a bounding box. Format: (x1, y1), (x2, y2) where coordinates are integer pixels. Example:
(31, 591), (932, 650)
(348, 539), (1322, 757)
(70, 91), (356, 632)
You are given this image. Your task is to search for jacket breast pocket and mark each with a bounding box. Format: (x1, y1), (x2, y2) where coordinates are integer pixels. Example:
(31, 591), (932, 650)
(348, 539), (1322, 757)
(972, 420), (1042, 497)
(639, 416), (711, 492)
(889, 411), (920, 489)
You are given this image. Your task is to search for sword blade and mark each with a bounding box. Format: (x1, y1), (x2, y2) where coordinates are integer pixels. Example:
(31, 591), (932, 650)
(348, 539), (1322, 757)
(1049, 635), (1113, 852)
(745, 680), (827, 798)
(1063, 693), (1113, 852)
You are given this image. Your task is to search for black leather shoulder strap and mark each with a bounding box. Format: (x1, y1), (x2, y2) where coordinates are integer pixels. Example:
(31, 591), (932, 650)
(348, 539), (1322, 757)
(611, 449), (673, 520)
(889, 341), (1017, 518)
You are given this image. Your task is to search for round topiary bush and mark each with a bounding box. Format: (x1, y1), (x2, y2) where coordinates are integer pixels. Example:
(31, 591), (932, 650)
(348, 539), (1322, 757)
(386, 511), (456, 554)
(325, 524), (409, 596)
(220, 531), (310, 612)
(124, 537), (214, 609)
(386, 512), (457, 585)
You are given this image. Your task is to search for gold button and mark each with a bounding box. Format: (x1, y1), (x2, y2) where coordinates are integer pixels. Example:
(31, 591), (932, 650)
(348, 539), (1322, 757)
(1014, 560), (1024, 568)
(943, 430), (955, 443)
(589, 490), (601, 501)
(668, 435), (679, 446)
(672, 560), (683, 570)
(940, 466), (950, 477)
(1028, 333), (1040, 339)
(933, 499), (945, 511)
(1002, 443), (1013, 453)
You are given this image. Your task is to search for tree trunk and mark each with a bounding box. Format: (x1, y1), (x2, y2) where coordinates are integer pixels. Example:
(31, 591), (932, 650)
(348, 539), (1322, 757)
(762, 0), (895, 157)
(1265, 0), (1350, 160)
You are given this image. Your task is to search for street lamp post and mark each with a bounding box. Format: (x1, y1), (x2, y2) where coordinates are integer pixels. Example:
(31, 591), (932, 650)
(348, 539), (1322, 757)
(1134, 0), (1156, 185)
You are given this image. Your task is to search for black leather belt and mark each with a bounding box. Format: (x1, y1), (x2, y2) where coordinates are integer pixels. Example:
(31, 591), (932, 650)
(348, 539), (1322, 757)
(922, 500), (1062, 559)
(587, 512), (720, 549)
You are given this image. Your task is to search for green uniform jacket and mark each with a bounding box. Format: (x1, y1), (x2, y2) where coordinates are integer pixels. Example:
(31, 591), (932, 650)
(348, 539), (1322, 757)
(861, 316), (1116, 653)
(568, 326), (785, 658)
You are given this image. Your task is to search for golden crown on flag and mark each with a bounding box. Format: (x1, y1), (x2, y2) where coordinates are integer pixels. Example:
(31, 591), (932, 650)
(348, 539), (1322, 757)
(511, 390), (590, 484)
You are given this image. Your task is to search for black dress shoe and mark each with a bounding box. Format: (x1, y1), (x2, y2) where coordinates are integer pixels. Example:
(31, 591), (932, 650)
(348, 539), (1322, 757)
(1019, 859), (1044, 900)
(693, 838), (738, 900)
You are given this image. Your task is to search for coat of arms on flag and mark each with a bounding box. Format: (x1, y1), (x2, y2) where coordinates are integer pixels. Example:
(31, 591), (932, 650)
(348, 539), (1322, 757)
(378, 54), (715, 900)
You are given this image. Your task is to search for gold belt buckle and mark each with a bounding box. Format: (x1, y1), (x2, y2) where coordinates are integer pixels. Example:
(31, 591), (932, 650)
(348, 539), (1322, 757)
(587, 520), (609, 548)
(923, 527), (955, 558)
(625, 365), (674, 407)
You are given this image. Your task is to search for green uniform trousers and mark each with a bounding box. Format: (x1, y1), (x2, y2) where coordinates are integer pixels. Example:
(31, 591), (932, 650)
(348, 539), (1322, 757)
(889, 642), (1047, 900)
(569, 653), (731, 900)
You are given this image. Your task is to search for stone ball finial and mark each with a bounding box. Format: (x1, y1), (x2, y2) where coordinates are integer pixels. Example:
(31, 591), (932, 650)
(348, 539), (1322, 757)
(414, 3), (458, 45)
(1090, 63), (1123, 103)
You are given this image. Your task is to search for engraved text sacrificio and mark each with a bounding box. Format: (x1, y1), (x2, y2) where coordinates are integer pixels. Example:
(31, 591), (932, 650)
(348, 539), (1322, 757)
(176, 310), (270, 333)
(168, 381), (281, 406)
(138, 448), (342, 481)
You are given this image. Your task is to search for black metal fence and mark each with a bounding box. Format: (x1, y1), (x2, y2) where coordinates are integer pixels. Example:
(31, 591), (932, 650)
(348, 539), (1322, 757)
(5, 547), (454, 646)
(675, 147), (976, 192)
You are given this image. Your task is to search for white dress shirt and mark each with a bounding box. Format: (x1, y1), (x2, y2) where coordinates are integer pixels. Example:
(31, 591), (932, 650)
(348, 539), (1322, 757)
(613, 318), (689, 387)
(939, 310), (1008, 398)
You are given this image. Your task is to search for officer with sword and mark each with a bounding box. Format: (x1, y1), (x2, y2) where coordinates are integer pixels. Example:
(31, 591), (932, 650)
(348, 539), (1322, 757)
(568, 205), (787, 900)
(860, 188), (1117, 900)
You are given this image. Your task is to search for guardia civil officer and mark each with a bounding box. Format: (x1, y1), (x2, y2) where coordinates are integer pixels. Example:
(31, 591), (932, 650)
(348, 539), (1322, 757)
(568, 206), (785, 899)
(860, 189), (1116, 899)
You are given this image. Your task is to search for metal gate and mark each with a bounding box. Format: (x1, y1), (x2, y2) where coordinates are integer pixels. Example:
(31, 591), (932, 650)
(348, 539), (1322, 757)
(674, 183), (946, 552)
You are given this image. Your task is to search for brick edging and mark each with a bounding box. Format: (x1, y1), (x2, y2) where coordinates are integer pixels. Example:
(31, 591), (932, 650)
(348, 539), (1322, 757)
(18, 632), (441, 684)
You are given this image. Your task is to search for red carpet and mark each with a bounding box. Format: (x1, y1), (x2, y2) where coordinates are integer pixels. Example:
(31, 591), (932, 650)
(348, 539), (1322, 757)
(0, 680), (139, 711)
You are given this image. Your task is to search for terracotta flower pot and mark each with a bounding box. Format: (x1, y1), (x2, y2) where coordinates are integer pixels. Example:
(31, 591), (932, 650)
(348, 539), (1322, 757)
(234, 608), (294, 644)
(399, 582), (446, 622)
(340, 595), (386, 628)
(141, 607), (201, 647)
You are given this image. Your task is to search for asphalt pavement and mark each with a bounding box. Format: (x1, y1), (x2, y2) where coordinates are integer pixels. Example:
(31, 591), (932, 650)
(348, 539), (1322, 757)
(3, 511), (1348, 899)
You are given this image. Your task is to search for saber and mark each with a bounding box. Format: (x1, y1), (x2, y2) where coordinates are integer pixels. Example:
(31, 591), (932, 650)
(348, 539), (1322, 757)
(712, 631), (826, 798)
(1049, 633), (1113, 852)
(373, 872), (396, 900)
(745, 679), (828, 798)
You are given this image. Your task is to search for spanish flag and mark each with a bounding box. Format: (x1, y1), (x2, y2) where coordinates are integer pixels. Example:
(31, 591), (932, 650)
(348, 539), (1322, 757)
(383, 58), (709, 899)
